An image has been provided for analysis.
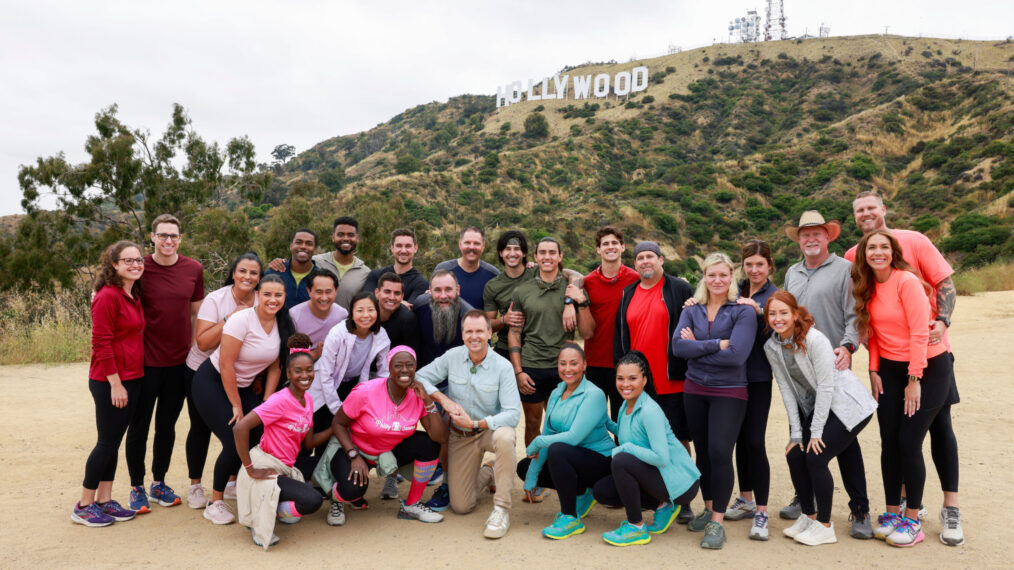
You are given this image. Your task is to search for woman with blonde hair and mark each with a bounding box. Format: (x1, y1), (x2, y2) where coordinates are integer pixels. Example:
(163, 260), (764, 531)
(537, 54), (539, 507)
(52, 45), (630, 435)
(672, 252), (757, 549)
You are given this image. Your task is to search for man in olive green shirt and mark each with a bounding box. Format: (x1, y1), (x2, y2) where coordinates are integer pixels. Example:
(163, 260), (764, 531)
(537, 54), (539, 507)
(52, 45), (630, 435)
(508, 237), (591, 447)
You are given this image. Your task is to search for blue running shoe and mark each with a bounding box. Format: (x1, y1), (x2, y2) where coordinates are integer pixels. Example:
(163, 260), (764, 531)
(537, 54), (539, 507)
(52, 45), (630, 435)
(129, 485), (150, 514)
(646, 502), (679, 534)
(575, 490), (597, 519)
(543, 512), (585, 540)
(426, 482), (450, 512)
(98, 500), (136, 522)
(149, 482), (182, 507)
(602, 521), (651, 546)
(71, 502), (114, 527)
(428, 466), (444, 487)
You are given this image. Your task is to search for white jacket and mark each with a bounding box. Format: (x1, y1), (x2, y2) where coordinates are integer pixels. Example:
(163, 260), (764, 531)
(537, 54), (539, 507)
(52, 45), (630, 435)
(309, 320), (390, 413)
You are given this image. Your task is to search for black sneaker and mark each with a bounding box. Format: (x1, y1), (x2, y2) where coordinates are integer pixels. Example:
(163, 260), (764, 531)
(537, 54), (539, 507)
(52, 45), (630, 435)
(849, 509), (874, 539)
(676, 504), (694, 525)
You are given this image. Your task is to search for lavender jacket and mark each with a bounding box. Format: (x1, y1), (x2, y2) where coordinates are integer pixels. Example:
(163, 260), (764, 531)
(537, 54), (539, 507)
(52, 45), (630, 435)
(671, 302), (757, 389)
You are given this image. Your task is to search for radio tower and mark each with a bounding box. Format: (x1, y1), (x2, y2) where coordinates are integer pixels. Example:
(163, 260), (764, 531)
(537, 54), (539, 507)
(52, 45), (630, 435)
(764, 0), (787, 41)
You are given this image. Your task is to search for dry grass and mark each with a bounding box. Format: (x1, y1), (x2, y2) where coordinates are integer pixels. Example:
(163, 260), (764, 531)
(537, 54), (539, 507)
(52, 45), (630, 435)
(0, 287), (91, 365)
(953, 260), (1014, 295)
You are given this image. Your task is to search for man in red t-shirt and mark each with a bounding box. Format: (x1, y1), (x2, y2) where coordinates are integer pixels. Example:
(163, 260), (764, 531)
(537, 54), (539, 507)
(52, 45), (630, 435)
(125, 213), (205, 513)
(575, 227), (638, 419)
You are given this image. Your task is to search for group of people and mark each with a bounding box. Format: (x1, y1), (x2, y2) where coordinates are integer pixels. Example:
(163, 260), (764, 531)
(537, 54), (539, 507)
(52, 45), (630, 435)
(74, 189), (964, 551)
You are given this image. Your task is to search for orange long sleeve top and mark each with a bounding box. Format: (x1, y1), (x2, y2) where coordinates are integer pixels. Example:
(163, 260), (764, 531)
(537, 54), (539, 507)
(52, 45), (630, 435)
(867, 269), (948, 377)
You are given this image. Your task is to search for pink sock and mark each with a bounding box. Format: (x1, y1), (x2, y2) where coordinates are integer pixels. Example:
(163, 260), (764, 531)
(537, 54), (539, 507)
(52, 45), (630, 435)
(406, 459), (439, 505)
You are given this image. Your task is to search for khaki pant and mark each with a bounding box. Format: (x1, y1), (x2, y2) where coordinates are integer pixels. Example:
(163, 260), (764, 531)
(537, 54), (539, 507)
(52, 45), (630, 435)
(447, 426), (516, 513)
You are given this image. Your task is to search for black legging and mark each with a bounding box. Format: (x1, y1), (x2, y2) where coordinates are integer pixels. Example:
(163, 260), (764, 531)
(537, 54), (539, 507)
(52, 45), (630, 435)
(192, 359), (263, 493)
(184, 366), (213, 481)
(126, 364), (187, 485)
(311, 380), (358, 456)
(877, 353), (952, 509)
(684, 392), (747, 514)
(83, 379), (142, 489)
(516, 442), (612, 516)
(586, 366), (622, 421)
(930, 404), (959, 493)
(276, 457), (324, 516)
(786, 412), (872, 523)
(330, 431), (440, 502)
(735, 381), (771, 506)
(593, 452), (700, 524)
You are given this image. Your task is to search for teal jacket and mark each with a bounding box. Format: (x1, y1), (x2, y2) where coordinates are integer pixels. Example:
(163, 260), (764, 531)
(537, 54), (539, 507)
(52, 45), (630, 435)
(611, 393), (700, 502)
(524, 378), (615, 491)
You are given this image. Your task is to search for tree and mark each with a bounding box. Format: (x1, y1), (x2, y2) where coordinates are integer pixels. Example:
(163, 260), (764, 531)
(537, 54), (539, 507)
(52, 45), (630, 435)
(271, 144), (296, 164)
(524, 112), (549, 138)
(14, 104), (270, 289)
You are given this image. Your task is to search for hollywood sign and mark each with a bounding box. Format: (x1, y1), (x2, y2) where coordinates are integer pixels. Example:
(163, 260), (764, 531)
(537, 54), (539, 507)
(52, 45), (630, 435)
(495, 66), (650, 109)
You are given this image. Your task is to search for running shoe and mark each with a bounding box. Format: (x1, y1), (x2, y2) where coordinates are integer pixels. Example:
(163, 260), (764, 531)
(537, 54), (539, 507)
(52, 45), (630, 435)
(149, 482), (182, 507)
(687, 507), (712, 532)
(426, 482), (450, 512)
(203, 500), (236, 525)
(749, 510), (769, 541)
(187, 484), (207, 509)
(874, 512), (903, 540)
(849, 509), (873, 539)
(575, 490), (597, 519)
(795, 521), (837, 546)
(784, 514), (815, 538)
(251, 527), (279, 547)
(602, 521), (651, 546)
(223, 480), (237, 500)
(676, 504), (694, 524)
(646, 502), (679, 534)
(381, 474), (400, 500)
(939, 506), (964, 546)
(483, 506), (510, 539)
(724, 496), (757, 520)
(886, 516), (924, 547)
(428, 466), (444, 487)
(398, 500), (444, 523)
(779, 495), (801, 520)
(128, 485), (150, 514)
(71, 502), (114, 527)
(326, 499), (346, 526)
(542, 512), (585, 540)
(98, 500), (136, 522)
(899, 496), (928, 519)
(700, 521), (726, 549)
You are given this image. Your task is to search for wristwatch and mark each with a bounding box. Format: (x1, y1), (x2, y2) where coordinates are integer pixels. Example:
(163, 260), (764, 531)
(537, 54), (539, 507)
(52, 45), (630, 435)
(843, 342), (857, 354)
(575, 299), (590, 308)
(346, 448), (358, 460)
(473, 420), (479, 431)
(935, 315), (951, 328)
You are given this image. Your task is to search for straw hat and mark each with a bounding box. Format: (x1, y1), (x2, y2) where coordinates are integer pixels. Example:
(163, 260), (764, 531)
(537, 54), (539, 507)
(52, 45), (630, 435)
(785, 210), (841, 242)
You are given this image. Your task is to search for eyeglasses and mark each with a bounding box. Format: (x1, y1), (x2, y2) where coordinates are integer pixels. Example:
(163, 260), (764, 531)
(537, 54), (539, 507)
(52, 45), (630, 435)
(155, 233), (182, 242)
(117, 257), (145, 266)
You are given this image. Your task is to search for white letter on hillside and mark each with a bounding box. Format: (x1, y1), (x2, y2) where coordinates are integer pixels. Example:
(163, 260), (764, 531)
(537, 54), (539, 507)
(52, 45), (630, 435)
(614, 71), (631, 96)
(553, 75), (569, 99)
(631, 66), (649, 93)
(509, 81), (523, 104)
(527, 78), (542, 102)
(496, 84), (510, 108)
(593, 73), (610, 97)
(573, 75), (592, 99)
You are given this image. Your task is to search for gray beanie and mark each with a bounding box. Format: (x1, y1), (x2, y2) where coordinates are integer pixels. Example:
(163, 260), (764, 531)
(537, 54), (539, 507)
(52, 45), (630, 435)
(633, 241), (662, 257)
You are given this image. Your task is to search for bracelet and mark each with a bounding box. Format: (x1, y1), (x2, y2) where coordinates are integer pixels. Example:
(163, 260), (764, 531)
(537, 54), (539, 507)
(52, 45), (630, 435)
(508, 346), (522, 354)
(243, 463), (253, 470)
(425, 404), (437, 414)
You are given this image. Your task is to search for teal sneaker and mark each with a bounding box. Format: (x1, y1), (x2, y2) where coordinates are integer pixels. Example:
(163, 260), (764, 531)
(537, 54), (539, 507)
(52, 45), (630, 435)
(542, 512), (586, 540)
(575, 490), (597, 519)
(701, 521), (726, 549)
(687, 507), (713, 532)
(602, 521), (652, 547)
(646, 502), (680, 534)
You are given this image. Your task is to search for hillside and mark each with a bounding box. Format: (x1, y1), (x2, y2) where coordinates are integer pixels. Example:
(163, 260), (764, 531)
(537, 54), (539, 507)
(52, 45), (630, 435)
(273, 34), (1014, 277)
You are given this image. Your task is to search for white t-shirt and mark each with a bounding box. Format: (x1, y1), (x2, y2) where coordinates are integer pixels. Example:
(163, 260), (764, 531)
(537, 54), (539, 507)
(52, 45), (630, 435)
(185, 285), (258, 371)
(210, 307), (279, 388)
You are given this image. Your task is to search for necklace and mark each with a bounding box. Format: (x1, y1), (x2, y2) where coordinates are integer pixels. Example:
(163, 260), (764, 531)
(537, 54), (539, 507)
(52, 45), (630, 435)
(387, 380), (405, 407)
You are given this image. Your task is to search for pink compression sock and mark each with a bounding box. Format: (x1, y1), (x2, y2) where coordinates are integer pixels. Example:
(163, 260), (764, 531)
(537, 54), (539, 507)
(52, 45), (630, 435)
(406, 459), (439, 506)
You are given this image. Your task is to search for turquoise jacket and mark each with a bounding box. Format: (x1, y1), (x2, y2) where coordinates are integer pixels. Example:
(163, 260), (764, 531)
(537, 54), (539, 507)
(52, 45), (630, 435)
(523, 378), (615, 491)
(611, 393), (701, 502)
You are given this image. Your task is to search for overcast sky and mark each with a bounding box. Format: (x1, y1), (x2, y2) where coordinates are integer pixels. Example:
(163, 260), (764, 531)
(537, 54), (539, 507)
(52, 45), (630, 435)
(1, 0), (1009, 216)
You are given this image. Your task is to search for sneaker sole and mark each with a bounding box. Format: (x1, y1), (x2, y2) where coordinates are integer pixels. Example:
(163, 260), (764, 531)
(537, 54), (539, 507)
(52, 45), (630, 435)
(427, 503), (450, 512)
(71, 513), (113, 527)
(577, 499), (597, 519)
(647, 509), (679, 534)
(326, 516), (346, 527)
(397, 511), (443, 524)
(795, 535), (838, 546)
(203, 510), (235, 525)
(939, 534), (965, 546)
(188, 501), (207, 510)
(132, 505), (150, 514)
(849, 528), (874, 540)
(603, 535), (651, 547)
(887, 532), (925, 547)
(152, 497), (181, 507)
(106, 512), (136, 522)
(779, 508), (801, 520)
(544, 526), (585, 540)
(749, 531), (770, 541)
(700, 538), (726, 549)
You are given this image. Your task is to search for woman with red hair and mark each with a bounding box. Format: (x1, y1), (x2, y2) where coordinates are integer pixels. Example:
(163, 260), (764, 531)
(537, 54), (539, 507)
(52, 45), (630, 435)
(763, 291), (876, 546)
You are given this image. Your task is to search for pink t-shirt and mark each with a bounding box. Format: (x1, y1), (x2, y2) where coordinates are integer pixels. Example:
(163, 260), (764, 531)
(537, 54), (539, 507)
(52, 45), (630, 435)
(210, 307), (279, 388)
(254, 388), (313, 467)
(340, 378), (427, 456)
(289, 301), (348, 346)
(186, 285), (258, 370)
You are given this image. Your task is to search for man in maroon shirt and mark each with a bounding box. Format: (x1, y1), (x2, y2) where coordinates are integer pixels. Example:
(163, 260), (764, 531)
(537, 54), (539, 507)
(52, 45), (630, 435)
(125, 214), (205, 513)
(578, 227), (638, 420)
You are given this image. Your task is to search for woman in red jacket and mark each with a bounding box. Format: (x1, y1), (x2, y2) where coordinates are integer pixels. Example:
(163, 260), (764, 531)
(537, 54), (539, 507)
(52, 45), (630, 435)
(72, 241), (147, 527)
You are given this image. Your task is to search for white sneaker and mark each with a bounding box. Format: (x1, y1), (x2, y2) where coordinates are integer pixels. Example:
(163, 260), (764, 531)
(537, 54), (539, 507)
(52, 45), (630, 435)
(749, 511), (769, 541)
(203, 500), (235, 525)
(939, 506), (964, 546)
(326, 499), (346, 527)
(483, 506), (510, 539)
(381, 474), (400, 500)
(783, 514), (814, 538)
(399, 501), (444, 523)
(223, 481), (237, 500)
(187, 484), (207, 509)
(794, 521), (837, 546)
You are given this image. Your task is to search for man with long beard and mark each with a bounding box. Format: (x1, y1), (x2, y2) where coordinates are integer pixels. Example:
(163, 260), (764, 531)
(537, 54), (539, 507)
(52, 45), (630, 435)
(413, 270), (475, 369)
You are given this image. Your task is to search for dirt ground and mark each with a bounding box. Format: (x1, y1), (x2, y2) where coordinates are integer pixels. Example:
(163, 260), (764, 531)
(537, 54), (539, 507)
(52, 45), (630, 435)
(2, 291), (1012, 568)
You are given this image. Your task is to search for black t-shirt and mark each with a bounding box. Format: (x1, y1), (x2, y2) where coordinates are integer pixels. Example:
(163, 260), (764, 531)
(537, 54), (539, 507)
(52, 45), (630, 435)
(381, 305), (422, 355)
(362, 265), (429, 305)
